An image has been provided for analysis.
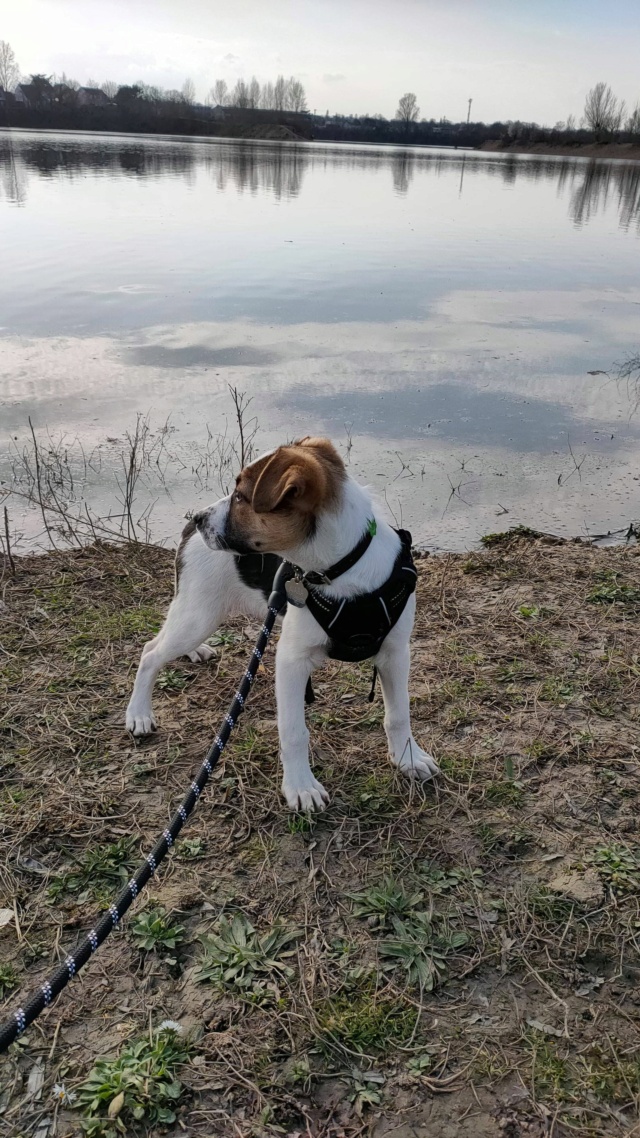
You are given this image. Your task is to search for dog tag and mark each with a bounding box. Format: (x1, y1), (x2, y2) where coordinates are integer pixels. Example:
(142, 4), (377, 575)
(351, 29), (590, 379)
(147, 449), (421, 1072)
(285, 577), (309, 608)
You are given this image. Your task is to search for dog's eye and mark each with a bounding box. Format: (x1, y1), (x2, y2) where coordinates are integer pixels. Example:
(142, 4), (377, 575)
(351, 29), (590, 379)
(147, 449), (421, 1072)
(234, 491), (245, 504)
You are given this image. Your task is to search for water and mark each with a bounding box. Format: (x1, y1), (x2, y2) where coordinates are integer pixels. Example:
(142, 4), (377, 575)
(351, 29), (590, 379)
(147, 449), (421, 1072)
(1, 129), (639, 551)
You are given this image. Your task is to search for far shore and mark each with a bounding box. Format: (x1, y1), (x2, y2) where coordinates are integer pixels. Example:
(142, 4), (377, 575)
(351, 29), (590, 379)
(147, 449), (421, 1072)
(480, 139), (640, 161)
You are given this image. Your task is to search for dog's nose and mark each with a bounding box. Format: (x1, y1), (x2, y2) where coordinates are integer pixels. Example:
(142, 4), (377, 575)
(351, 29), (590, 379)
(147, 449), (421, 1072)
(193, 512), (206, 528)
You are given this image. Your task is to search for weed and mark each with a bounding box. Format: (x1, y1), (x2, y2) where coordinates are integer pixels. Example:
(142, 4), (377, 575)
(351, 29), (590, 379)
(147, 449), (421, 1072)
(285, 1056), (313, 1092)
(540, 675), (575, 704)
(49, 837), (138, 902)
(175, 837), (205, 859)
(518, 603), (541, 619)
(379, 914), (468, 990)
(577, 1044), (640, 1105)
(157, 669), (188, 692)
(197, 912), (299, 994)
(419, 864), (483, 893)
(481, 525), (541, 547)
(287, 813), (315, 834)
(406, 1052), (434, 1076)
(130, 907), (185, 953)
(526, 1031), (570, 1101)
(485, 780), (524, 807)
(316, 989), (414, 1054)
(350, 1073), (384, 1114)
(588, 844), (640, 894)
(588, 571), (640, 607)
(525, 887), (573, 926)
(349, 876), (424, 928)
(76, 1023), (190, 1134)
(0, 963), (18, 999)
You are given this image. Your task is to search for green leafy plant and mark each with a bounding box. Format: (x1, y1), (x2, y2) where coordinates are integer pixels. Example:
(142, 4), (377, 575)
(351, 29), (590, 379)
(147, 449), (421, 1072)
(349, 876), (424, 928)
(175, 837), (205, 859)
(588, 844), (640, 894)
(76, 1023), (190, 1135)
(588, 571), (640, 607)
(0, 963), (17, 999)
(157, 668), (188, 691)
(49, 837), (138, 901)
(518, 604), (541, 619)
(379, 914), (468, 991)
(350, 1071), (384, 1114)
(130, 907), (185, 953)
(419, 864), (484, 893)
(196, 912), (299, 993)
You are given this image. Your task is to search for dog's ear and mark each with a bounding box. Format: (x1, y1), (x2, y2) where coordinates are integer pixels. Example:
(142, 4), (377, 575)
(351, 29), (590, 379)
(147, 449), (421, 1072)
(252, 448), (335, 515)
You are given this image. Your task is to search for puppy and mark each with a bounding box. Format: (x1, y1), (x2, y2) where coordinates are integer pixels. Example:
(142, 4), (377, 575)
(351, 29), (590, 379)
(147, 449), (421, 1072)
(126, 437), (438, 810)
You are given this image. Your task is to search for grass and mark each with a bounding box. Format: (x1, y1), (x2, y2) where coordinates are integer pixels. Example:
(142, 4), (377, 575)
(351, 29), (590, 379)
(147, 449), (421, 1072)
(316, 987), (415, 1054)
(1, 536), (640, 1136)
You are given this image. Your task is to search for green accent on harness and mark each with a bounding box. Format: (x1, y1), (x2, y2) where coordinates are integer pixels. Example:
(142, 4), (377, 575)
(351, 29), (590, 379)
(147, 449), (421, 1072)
(367, 518), (377, 537)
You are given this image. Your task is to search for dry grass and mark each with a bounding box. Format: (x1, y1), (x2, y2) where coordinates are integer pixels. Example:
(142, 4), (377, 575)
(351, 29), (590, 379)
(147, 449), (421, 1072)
(0, 534), (639, 1137)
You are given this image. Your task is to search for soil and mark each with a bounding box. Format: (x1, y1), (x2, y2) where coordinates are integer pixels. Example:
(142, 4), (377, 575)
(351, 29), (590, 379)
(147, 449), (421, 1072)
(480, 140), (640, 162)
(0, 533), (639, 1137)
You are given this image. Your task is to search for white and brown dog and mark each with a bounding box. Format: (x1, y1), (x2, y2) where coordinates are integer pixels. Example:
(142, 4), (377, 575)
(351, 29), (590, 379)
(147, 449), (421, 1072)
(126, 437), (438, 810)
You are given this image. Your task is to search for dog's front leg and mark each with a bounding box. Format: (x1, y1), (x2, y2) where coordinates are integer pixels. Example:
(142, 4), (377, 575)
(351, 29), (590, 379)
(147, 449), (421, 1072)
(275, 637), (329, 812)
(376, 634), (439, 782)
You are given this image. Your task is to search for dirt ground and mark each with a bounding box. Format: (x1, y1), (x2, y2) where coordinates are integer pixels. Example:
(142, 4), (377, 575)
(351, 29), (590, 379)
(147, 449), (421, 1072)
(0, 533), (639, 1137)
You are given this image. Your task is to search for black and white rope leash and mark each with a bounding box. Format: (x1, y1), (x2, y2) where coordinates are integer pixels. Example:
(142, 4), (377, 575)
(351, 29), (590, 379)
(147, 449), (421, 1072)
(0, 562), (293, 1055)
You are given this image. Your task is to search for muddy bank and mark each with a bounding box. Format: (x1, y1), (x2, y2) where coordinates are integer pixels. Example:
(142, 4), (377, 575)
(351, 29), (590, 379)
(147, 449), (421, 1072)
(1, 533), (639, 1136)
(481, 139), (640, 161)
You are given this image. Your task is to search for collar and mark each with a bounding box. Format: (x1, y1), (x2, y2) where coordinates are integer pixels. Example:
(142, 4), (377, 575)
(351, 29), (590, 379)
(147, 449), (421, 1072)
(287, 518), (377, 587)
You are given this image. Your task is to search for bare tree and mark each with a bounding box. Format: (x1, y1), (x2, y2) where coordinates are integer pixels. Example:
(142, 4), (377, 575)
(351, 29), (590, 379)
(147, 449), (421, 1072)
(231, 78), (249, 108)
(261, 80), (275, 109)
(210, 78), (229, 106)
(182, 77), (196, 105)
(54, 71), (79, 90)
(85, 77), (101, 89)
(247, 75), (260, 108)
(565, 113), (577, 132)
(101, 79), (119, 99)
(395, 92), (419, 124)
(625, 103), (640, 134)
(273, 74), (287, 110)
(583, 82), (626, 137)
(285, 76), (307, 112)
(0, 40), (19, 92)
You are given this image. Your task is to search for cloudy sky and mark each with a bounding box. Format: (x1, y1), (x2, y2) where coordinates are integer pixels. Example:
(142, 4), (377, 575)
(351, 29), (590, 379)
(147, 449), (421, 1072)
(4, 0), (640, 123)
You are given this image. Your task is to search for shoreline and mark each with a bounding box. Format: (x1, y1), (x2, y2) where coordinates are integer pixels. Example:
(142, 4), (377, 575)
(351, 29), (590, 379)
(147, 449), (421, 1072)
(480, 139), (640, 162)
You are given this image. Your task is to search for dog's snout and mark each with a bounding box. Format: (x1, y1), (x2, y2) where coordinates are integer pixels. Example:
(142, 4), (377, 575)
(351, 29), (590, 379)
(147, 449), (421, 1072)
(193, 511), (206, 528)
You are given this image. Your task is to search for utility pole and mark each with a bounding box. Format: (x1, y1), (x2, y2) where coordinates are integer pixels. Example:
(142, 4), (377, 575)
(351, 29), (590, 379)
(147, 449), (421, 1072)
(467, 97), (472, 124)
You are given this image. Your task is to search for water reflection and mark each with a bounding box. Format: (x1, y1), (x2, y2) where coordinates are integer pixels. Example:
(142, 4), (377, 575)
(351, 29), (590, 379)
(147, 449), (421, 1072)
(0, 131), (639, 229)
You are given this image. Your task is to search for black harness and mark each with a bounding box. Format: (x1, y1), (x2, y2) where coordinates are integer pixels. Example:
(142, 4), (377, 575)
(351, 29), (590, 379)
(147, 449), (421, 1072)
(234, 524), (417, 669)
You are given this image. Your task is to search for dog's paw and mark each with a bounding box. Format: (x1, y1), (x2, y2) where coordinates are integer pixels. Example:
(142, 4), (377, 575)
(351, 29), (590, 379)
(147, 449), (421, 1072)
(126, 706), (157, 736)
(282, 774), (330, 813)
(187, 643), (216, 664)
(392, 741), (439, 781)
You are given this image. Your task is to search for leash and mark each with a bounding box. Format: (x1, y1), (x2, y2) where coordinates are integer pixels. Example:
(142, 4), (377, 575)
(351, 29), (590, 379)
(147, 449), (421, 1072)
(0, 562), (292, 1055)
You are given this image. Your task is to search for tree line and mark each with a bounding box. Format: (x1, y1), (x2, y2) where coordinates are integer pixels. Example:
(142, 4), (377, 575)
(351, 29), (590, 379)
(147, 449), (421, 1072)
(2, 36), (639, 147)
(392, 83), (640, 139)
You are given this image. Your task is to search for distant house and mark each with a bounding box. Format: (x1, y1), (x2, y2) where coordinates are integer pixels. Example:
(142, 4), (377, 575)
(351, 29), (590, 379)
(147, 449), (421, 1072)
(77, 86), (110, 108)
(15, 81), (54, 109)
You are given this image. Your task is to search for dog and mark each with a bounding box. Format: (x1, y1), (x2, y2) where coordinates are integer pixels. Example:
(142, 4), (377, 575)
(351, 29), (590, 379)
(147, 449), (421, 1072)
(126, 437), (438, 810)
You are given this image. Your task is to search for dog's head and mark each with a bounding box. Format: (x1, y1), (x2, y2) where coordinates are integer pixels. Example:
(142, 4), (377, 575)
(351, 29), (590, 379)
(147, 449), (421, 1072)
(195, 437), (345, 555)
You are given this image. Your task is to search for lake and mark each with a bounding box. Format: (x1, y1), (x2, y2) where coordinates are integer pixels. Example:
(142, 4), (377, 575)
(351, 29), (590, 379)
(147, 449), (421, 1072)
(1, 129), (639, 551)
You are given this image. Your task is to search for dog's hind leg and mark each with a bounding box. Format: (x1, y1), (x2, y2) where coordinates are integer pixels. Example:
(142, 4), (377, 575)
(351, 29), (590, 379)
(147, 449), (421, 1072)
(125, 538), (232, 736)
(374, 600), (439, 782)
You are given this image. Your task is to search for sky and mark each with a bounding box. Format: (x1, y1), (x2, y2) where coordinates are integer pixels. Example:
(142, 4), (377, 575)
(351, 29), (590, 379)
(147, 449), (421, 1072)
(3, 0), (640, 123)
